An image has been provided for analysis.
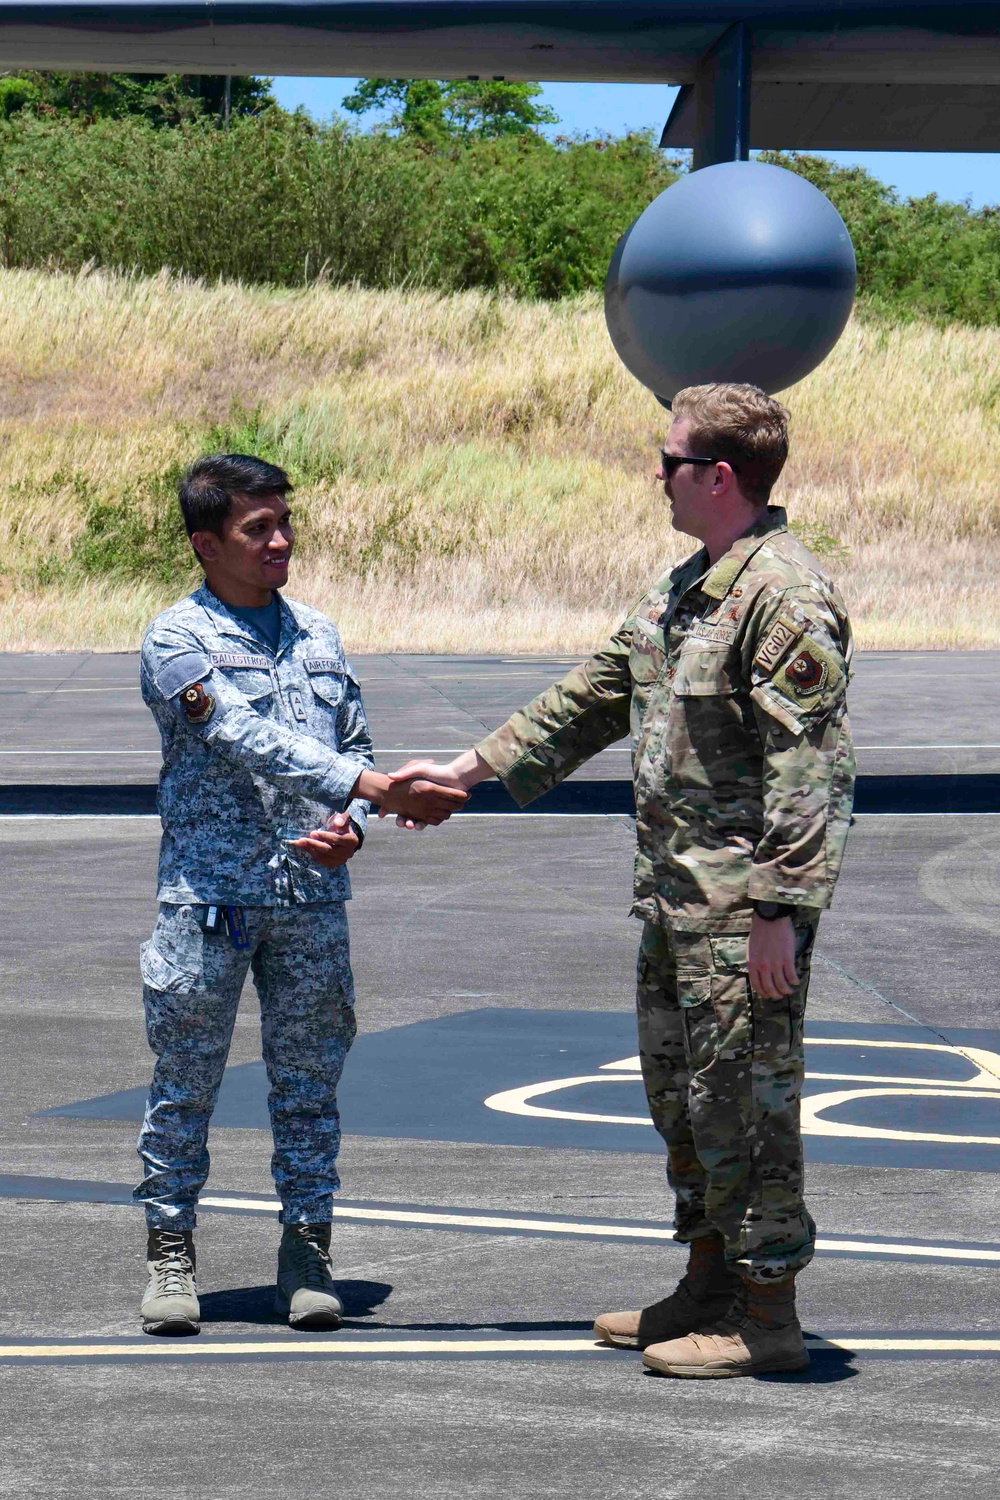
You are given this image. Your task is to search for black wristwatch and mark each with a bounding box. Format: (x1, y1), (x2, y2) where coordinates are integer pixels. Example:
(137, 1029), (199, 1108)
(752, 900), (796, 921)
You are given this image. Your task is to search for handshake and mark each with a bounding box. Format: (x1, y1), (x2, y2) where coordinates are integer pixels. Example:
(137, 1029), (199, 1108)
(289, 751), (491, 867)
(377, 749), (491, 830)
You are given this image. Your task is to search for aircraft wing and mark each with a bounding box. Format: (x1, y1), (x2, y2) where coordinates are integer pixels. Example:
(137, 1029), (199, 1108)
(0, 2), (996, 151)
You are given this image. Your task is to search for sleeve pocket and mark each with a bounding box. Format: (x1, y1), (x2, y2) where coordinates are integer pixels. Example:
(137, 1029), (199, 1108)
(629, 614), (667, 685)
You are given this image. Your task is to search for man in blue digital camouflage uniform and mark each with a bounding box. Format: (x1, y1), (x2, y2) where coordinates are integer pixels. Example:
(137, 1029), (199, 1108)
(136, 453), (465, 1336)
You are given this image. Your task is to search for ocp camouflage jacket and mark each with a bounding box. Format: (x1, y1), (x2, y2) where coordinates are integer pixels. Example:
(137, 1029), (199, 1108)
(140, 584), (374, 906)
(476, 508), (855, 932)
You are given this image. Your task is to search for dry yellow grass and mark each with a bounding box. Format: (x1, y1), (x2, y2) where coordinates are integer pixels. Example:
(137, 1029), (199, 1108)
(0, 265), (997, 653)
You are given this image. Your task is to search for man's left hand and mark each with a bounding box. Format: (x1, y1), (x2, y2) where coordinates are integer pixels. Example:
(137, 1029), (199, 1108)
(748, 913), (799, 999)
(288, 811), (361, 868)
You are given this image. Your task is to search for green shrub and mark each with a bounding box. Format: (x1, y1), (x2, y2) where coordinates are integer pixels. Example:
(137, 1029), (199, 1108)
(28, 466), (197, 589)
(760, 151), (1000, 325)
(0, 113), (994, 320)
(0, 112), (676, 297)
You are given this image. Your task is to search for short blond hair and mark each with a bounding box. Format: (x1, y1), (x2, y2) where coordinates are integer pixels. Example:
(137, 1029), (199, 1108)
(671, 383), (789, 505)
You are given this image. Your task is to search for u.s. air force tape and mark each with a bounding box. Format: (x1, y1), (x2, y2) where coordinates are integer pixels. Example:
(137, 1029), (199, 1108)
(155, 651), (212, 700)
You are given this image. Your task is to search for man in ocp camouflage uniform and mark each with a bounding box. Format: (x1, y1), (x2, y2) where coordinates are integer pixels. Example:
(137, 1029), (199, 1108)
(136, 453), (464, 1336)
(389, 384), (855, 1378)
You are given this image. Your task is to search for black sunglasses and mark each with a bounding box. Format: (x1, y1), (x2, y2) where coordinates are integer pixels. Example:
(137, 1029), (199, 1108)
(659, 450), (727, 478)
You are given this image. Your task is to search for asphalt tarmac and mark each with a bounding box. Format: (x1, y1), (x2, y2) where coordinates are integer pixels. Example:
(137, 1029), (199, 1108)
(1, 652), (999, 1498)
(2, 649), (1000, 783)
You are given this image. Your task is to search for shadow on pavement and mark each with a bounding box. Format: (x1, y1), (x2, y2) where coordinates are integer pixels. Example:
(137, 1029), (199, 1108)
(198, 1280), (394, 1326)
(757, 1341), (858, 1384)
(355, 1319), (596, 1334)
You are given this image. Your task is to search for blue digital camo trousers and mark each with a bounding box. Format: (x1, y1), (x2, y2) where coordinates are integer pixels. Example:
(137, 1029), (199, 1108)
(135, 901), (356, 1231)
(637, 919), (818, 1284)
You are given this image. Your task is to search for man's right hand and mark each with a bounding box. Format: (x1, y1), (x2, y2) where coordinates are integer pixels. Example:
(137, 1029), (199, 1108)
(384, 750), (494, 829)
(378, 777), (469, 825)
(350, 767), (469, 826)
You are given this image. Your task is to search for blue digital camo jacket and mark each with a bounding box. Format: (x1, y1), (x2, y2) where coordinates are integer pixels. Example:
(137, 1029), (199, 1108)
(140, 583), (374, 906)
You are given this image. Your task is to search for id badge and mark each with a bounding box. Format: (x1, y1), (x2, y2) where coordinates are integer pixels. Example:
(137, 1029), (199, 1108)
(224, 906), (250, 950)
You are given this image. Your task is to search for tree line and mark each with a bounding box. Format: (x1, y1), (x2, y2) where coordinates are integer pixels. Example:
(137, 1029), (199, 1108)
(0, 72), (995, 321)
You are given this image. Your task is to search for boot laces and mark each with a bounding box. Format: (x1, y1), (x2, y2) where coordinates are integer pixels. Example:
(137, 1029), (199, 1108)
(150, 1231), (194, 1297)
(288, 1227), (334, 1289)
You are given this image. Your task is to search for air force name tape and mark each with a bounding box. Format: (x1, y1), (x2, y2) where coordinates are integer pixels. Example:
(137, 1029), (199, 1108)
(687, 620), (737, 646)
(209, 652), (270, 669)
(305, 658), (345, 675)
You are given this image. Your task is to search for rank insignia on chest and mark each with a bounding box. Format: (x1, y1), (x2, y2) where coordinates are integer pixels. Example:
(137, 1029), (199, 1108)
(288, 687), (307, 722)
(714, 585), (746, 626)
(786, 651), (826, 692)
(180, 683), (215, 723)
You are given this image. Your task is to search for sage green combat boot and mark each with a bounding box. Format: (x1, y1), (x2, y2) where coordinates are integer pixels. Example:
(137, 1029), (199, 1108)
(141, 1228), (200, 1336)
(642, 1272), (809, 1378)
(593, 1233), (740, 1349)
(275, 1222), (343, 1331)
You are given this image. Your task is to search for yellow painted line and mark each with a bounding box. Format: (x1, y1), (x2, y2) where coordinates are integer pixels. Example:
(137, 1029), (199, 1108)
(197, 1198), (1000, 1263)
(0, 1337), (610, 1359)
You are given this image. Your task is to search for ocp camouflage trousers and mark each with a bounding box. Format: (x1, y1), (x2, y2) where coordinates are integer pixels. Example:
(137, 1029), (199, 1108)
(135, 901), (356, 1231)
(637, 918), (818, 1283)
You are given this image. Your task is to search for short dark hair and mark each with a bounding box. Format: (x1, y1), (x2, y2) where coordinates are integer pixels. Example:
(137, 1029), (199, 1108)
(178, 453), (293, 539)
(671, 384), (789, 505)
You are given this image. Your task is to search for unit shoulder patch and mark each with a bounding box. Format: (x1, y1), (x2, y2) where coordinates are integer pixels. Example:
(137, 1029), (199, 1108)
(753, 615), (803, 676)
(786, 649), (826, 693)
(180, 683), (216, 724)
(771, 635), (846, 710)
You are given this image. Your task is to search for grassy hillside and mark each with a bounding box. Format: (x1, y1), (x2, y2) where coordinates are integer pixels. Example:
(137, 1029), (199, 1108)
(1, 266), (998, 653)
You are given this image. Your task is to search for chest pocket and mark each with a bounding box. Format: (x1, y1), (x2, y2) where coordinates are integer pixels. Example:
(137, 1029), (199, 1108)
(305, 658), (348, 710)
(236, 670), (274, 704)
(208, 654), (274, 705)
(672, 644), (738, 698)
(629, 612), (668, 685)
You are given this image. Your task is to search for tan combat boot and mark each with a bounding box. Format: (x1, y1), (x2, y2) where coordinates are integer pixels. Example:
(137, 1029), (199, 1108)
(593, 1234), (740, 1350)
(141, 1228), (200, 1335)
(642, 1272), (809, 1378)
(275, 1222), (343, 1330)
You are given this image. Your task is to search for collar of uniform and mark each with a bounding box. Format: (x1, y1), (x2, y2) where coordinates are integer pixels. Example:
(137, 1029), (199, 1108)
(273, 593), (308, 661)
(699, 506), (788, 599)
(193, 583), (266, 646)
(193, 582), (304, 656)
